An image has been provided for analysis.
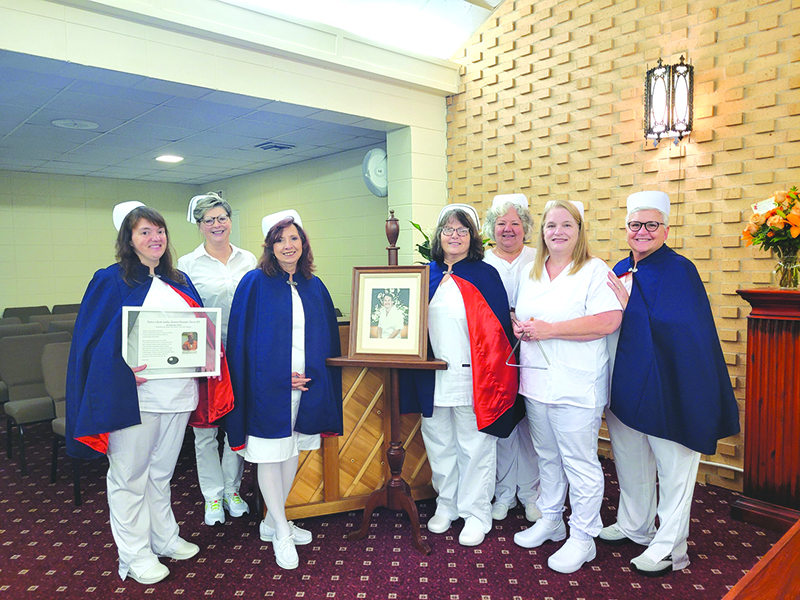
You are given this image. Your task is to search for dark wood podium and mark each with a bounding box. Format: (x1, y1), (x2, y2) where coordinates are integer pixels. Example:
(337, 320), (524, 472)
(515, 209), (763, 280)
(732, 289), (800, 531)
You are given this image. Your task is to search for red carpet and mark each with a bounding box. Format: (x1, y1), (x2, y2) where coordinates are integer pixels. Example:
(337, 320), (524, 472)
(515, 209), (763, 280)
(0, 424), (782, 599)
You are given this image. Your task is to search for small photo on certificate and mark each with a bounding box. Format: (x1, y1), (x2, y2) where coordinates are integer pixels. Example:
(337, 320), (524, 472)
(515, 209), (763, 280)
(122, 307), (222, 379)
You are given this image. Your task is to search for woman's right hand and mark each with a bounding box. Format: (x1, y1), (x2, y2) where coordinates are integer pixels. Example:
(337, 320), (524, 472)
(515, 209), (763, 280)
(512, 315), (526, 340)
(132, 364), (148, 386)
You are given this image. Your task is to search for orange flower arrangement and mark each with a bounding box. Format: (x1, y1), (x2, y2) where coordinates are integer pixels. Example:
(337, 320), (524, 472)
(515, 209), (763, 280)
(743, 187), (800, 287)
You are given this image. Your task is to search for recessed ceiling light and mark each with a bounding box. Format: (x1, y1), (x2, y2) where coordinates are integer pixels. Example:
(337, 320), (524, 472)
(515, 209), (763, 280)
(52, 119), (99, 130)
(156, 155), (184, 163)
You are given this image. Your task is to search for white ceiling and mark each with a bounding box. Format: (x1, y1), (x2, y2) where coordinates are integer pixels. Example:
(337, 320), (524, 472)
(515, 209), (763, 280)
(220, 0), (504, 59)
(0, 50), (393, 185)
(0, 1), (500, 185)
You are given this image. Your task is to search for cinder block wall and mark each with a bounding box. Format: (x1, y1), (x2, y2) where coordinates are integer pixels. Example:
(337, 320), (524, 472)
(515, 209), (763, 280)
(446, 0), (800, 490)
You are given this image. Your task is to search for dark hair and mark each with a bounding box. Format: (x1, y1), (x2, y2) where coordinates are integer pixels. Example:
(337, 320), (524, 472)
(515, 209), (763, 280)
(430, 209), (484, 263)
(257, 218), (315, 279)
(115, 206), (185, 286)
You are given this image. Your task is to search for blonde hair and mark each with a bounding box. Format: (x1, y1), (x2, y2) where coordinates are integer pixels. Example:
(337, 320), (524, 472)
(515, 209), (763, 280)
(530, 199), (591, 280)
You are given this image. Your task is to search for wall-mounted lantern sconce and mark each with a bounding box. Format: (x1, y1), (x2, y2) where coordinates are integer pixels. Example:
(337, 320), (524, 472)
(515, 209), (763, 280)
(644, 55), (693, 147)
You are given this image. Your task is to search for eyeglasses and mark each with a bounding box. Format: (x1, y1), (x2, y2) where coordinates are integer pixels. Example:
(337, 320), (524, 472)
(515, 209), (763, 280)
(442, 226), (470, 237)
(201, 215), (230, 226)
(627, 220), (664, 232)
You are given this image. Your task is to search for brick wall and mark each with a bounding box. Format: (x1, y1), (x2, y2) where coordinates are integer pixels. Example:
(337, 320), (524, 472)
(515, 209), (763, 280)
(447, 0), (800, 490)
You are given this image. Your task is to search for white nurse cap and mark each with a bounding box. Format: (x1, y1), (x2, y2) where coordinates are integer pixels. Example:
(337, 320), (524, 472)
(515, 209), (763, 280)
(262, 209), (302, 238)
(627, 191), (670, 217)
(490, 193), (529, 212)
(112, 201), (145, 231)
(438, 203), (480, 230)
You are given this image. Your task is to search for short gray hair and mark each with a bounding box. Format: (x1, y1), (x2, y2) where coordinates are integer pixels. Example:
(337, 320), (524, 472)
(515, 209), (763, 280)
(193, 192), (231, 222)
(626, 206), (669, 227)
(482, 201), (535, 242)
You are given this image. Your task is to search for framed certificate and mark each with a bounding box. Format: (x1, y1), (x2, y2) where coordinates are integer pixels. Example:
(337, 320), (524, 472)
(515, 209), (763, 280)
(122, 307), (222, 379)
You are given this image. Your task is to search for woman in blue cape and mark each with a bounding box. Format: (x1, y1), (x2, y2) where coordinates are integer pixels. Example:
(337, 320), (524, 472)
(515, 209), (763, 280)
(400, 204), (518, 548)
(225, 210), (342, 571)
(66, 203), (233, 585)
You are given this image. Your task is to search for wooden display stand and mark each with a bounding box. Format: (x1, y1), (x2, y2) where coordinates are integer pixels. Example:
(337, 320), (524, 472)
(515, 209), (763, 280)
(328, 356), (445, 555)
(328, 211), (446, 555)
(732, 289), (800, 532)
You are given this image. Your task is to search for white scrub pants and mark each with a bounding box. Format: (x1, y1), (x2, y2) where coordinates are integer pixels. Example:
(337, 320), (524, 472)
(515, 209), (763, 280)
(420, 405), (497, 533)
(494, 418), (540, 508)
(107, 411), (191, 580)
(605, 409), (700, 570)
(193, 427), (244, 501)
(525, 399), (604, 537)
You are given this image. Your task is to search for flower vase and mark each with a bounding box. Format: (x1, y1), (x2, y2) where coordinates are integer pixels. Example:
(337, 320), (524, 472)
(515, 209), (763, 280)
(776, 251), (800, 289)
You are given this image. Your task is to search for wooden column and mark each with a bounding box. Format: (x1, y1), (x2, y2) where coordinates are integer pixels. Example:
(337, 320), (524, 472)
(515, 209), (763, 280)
(732, 289), (800, 531)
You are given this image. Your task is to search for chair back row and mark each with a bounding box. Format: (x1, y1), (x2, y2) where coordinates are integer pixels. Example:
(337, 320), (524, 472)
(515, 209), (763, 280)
(2, 304), (81, 323)
(42, 341), (71, 419)
(0, 332), (72, 402)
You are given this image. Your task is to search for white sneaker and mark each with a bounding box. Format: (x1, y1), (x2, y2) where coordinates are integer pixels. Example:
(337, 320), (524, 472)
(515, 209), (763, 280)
(128, 562), (169, 585)
(427, 513), (453, 534)
(272, 533), (299, 570)
(160, 538), (200, 561)
(598, 522), (632, 546)
(204, 499), (225, 526)
(458, 518), (485, 546)
(513, 518), (566, 548)
(223, 492), (250, 518)
(491, 499), (517, 520)
(259, 520), (313, 545)
(547, 537), (596, 573)
(524, 504), (542, 522)
(630, 552), (673, 577)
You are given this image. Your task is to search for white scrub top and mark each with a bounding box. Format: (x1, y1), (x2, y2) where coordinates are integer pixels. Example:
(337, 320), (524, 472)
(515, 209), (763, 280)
(428, 278), (473, 407)
(484, 246), (536, 308)
(514, 257), (622, 409)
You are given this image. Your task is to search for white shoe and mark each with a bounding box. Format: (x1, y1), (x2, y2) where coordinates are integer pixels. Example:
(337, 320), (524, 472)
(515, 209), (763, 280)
(427, 513), (453, 534)
(273, 533), (299, 570)
(160, 538), (200, 561)
(204, 499), (225, 526)
(128, 562), (169, 585)
(458, 518), (485, 546)
(223, 492), (250, 518)
(260, 520), (313, 545)
(491, 499), (517, 520)
(514, 518), (566, 548)
(524, 504), (542, 522)
(547, 537), (596, 573)
(598, 522), (632, 546)
(630, 552), (673, 577)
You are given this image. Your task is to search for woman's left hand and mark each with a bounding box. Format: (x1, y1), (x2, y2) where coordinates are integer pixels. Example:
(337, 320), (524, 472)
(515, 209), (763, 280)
(132, 364), (148, 386)
(521, 318), (555, 341)
(291, 372), (310, 391)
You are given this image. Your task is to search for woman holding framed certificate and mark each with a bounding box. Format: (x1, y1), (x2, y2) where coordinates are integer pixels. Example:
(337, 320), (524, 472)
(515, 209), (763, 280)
(225, 210), (343, 571)
(178, 193), (257, 527)
(66, 203), (233, 585)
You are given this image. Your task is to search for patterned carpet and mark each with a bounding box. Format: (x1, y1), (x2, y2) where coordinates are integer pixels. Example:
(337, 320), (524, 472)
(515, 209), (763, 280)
(0, 424), (782, 600)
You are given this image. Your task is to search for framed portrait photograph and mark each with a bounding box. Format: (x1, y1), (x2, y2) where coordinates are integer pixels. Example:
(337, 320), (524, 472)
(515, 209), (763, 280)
(122, 307), (222, 379)
(348, 265), (429, 361)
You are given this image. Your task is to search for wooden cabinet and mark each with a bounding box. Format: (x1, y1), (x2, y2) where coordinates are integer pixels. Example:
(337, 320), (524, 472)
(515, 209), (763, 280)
(732, 289), (800, 531)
